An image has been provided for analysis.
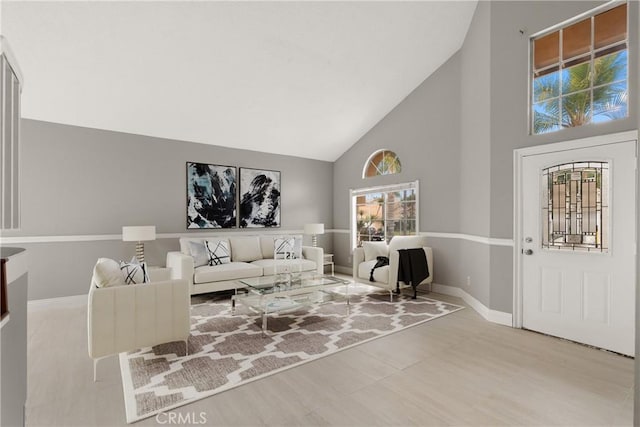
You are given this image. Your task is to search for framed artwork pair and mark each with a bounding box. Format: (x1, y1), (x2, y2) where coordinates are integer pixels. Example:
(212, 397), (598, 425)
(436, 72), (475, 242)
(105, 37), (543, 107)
(186, 162), (281, 229)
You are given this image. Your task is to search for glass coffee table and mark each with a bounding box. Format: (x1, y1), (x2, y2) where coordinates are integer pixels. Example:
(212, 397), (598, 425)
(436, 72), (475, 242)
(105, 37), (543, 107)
(232, 273), (350, 335)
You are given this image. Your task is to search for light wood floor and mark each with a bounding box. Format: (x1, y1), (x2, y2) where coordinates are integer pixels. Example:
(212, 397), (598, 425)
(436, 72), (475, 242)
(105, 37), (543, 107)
(26, 287), (634, 426)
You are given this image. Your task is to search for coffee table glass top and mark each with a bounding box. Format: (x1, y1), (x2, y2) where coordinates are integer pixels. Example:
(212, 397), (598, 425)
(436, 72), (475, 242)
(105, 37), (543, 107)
(238, 273), (348, 295)
(233, 273), (350, 335)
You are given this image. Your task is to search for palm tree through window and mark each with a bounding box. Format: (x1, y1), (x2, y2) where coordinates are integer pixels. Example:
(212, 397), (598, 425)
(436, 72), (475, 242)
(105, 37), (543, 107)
(363, 150), (402, 178)
(531, 3), (628, 134)
(351, 182), (418, 248)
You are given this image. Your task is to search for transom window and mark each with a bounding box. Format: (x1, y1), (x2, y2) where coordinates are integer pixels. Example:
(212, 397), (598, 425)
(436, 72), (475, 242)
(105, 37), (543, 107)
(531, 2), (628, 134)
(350, 181), (418, 248)
(363, 149), (402, 178)
(542, 162), (609, 252)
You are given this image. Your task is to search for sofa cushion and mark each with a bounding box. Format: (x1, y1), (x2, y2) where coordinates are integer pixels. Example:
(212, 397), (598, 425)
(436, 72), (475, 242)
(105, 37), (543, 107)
(358, 259), (389, 284)
(259, 236), (276, 259)
(93, 258), (126, 288)
(180, 237), (203, 255)
(229, 236), (263, 262)
(194, 262), (263, 284)
(388, 235), (427, 252)
(205, 239), (231, 265)
(362, 241), (389, 261)
(251, 259), (316, 276)
(189, 241), (209, 267)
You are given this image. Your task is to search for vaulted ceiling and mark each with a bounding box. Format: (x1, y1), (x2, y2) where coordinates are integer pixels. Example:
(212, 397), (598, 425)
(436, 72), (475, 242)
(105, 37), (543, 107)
(2, 1), (477, 161)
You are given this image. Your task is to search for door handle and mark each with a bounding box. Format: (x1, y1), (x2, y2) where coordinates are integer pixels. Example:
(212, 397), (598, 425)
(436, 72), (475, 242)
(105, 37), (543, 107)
(524, 249), (533, 255)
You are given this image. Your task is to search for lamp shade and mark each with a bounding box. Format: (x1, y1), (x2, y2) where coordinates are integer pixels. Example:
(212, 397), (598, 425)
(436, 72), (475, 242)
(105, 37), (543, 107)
(304, 223), (324, 235)
(122, 226), (156, 242)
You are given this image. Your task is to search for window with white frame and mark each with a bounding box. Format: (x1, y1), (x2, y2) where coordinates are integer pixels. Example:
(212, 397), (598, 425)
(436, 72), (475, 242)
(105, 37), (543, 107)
(531, 2), (628, 134)
(350, 181), (418, 248)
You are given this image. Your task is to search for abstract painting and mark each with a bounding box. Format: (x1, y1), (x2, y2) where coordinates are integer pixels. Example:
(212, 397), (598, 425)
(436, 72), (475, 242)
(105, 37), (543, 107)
(187, 162), (236, 229)
(239, 168), (280, 228)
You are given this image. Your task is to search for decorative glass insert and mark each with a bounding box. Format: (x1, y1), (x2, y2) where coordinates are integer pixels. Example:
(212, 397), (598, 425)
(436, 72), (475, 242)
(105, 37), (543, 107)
(542, 162), (609, 252)
(363, 150), (402, 178)
(531, 3), (628, 134)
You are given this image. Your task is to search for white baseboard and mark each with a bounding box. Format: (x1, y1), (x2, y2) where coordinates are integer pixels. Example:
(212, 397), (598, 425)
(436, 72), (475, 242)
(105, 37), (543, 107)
(28, 294), (87, 312)
(486, 310), (514, 326)
(432, 283), (512, 327)
(24, 282), (513, 328)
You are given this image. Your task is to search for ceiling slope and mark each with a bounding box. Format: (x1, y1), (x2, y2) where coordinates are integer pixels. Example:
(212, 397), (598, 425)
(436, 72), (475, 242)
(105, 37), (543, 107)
(2, 1), (477, 161)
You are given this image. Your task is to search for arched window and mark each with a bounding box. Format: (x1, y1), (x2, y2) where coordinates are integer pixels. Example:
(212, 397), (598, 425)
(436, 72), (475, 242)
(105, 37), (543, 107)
(363, 149), (402, 178)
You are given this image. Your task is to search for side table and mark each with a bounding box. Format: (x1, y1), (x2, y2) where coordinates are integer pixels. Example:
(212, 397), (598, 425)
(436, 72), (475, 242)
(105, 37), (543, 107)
(323, 253), (335, 276)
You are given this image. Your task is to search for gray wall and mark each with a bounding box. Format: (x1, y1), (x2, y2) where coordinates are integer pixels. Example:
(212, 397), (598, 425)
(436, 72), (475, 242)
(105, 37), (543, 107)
(5, 120), (334, 300)
(332, 51), (462, 290)
(488, 0), (635, 239)
(332, 0), (639, 315)
(486, 0), (639, 311)
(460, 0), (490, 238)
(456, 0), (492, 307)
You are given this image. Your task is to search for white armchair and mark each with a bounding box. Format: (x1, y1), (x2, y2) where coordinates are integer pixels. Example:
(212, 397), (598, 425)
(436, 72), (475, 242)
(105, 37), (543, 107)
(353, 235), (434, 301)
(87, 278), (190, 381)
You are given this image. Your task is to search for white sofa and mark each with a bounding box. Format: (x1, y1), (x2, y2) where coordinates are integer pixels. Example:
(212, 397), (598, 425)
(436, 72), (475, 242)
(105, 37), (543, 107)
(167, 235), (324, 295)
(87, 278), (190, 381)
(353, 235), (434, 301)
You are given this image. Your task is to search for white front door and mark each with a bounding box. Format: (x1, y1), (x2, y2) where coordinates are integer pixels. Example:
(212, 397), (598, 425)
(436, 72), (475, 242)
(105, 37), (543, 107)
(521, 138), (636, 356)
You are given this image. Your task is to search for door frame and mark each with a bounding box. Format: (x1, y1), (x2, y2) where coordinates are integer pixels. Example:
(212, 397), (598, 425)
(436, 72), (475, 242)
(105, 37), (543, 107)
(513, 130), (638, 328)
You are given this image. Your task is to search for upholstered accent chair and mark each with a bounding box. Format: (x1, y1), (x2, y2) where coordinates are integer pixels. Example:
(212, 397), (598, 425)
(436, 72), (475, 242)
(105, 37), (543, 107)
(87, 278), (190, 381)
(352, 235), (434, 301)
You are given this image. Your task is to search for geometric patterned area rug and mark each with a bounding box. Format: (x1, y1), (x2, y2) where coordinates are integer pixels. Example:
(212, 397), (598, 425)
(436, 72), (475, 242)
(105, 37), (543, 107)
(119, 285), (464, 423)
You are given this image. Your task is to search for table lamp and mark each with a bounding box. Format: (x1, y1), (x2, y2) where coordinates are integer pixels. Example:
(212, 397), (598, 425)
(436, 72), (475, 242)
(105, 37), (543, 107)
(122, 226), (156, 263)
(304, 223), (324, 247)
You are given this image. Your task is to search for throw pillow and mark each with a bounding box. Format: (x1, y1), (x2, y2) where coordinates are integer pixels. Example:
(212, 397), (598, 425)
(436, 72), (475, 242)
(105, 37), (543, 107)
(229, 236), (263, 262)
(93, 258), (126, 288)
(205, 239), (231, 265)
(274, 236), (302, 259)
(189, 241), (209, 268)
(362, 241), (389, 261)
(119, 258), (149, 285)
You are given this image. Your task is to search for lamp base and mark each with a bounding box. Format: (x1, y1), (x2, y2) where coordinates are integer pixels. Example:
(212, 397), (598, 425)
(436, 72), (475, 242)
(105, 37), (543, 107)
(311, 235), (318, 248)
(135, 242), (145, 264)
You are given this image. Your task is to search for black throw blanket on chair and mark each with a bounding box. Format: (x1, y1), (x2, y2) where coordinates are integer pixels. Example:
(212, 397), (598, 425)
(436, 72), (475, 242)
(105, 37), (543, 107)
(397, 248), (430, 299)
(369, 256), (389, 282)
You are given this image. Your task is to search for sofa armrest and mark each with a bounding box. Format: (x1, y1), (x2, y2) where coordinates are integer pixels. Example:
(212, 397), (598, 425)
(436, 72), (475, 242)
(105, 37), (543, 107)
(167, 251), (195, 292)
(352, 247), (365, 278)
(301, 246), (324, 275)
(389, 246), (434, 287)
(423, 247), (434, 284)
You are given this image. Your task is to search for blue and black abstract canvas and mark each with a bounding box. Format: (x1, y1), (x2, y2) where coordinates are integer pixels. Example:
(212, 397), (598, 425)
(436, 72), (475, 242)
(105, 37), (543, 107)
(239, 168), (280, 228)
(187, 162), (237, 229)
